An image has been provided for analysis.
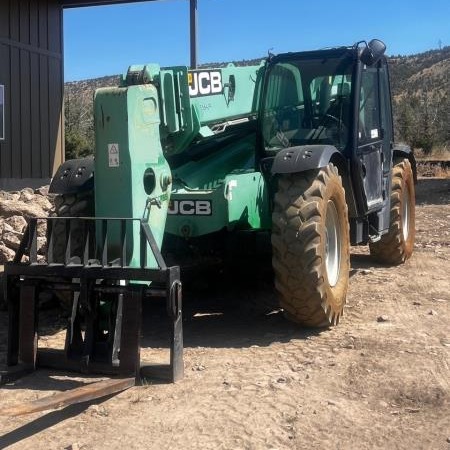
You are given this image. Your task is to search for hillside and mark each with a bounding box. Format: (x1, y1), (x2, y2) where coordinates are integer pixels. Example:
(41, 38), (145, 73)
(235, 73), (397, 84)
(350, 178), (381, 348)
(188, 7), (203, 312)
(389, 47), (449, 152)
(64, 46), (450, 158)
(65, 75), (121, 104)
(389, 46), (450, 98)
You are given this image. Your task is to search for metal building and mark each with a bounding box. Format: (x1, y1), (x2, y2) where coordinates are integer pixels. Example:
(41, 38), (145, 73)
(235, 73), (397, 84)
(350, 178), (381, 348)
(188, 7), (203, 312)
(0, 0), (157, 190)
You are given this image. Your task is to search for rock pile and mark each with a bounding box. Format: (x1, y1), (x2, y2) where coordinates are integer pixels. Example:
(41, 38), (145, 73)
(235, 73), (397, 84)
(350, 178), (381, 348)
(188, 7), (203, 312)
(0, 186), (54, 264)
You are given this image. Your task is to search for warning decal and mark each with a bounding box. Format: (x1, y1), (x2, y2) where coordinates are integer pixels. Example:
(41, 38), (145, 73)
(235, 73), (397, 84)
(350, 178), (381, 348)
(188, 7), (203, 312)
(108, 143), (120, 167)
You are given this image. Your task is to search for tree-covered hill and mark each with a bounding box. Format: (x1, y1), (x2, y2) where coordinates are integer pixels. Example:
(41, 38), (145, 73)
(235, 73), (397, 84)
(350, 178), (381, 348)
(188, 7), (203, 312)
(389, 47), (449, 153)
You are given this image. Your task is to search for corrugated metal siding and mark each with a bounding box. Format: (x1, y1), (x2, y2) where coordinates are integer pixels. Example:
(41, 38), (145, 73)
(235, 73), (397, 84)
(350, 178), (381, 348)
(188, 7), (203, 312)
(0, 0), (63, 189)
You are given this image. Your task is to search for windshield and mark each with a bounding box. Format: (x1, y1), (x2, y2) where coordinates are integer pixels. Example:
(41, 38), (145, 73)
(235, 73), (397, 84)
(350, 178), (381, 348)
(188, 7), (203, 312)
(261, 54), (353, 152)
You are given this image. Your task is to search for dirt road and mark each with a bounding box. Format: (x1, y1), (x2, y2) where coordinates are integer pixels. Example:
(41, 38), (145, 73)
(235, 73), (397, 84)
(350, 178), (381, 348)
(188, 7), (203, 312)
(0, 177), (449, 450)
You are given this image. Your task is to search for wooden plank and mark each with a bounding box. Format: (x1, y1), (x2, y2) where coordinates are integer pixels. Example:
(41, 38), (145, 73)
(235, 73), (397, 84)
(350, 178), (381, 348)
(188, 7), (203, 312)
(47, 0), (61, 53)
(10, 46), (22, 178)
(19, 1), (30, 44)
(0, 43), (12, 177)
(0, 0), (10, 39)
(48, 56), (63, 176)
(9, 0), (20, 43)
(29, 1), (39, 47)
(0, 1), (12, 176)
(39, 53), (50, 177)
(38, 0), (49, 50)
(30, 51), (41, 178)
(30, 0), (41, 192)
(20, 48), (32, 178)
(0, 377), (135, 417)
(54, 97), (64, 174)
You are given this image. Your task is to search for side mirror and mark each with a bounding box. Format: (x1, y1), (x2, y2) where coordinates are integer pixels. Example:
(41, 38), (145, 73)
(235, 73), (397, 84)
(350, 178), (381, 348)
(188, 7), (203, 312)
(360, 39), (386, 66)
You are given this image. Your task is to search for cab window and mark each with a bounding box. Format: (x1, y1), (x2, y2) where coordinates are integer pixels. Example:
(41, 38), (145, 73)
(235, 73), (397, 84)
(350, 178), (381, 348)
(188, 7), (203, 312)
(359, 69), (381, 144)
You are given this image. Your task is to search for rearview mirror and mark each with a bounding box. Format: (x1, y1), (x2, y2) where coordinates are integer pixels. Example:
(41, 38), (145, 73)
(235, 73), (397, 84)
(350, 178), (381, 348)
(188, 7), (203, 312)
(360, 39), (386, 66)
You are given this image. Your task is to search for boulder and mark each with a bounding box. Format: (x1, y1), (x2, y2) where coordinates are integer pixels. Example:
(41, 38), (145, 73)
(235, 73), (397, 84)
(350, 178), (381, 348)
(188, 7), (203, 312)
(0, 185), (52, 262)
(0, 244), (15, 264)
(2, 231), (22, 251)
(19, 188), (35, 203)
(33, 195), (54, 212)
(0, 199), (46, 218)
(37, 236), (47, 255)
(35, 186), (50, 196)
(0, 191), (20, 202)
(4, 215), (27, 233)
(37, 220), (48, 238)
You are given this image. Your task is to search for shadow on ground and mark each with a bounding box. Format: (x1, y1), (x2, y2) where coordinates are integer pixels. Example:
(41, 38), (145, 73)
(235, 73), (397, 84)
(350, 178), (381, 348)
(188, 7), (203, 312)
(142, 270), (322, 350)
(0, 268), (325, 371)
(0, 394), (114, 449)
(415, 177), (450, 206)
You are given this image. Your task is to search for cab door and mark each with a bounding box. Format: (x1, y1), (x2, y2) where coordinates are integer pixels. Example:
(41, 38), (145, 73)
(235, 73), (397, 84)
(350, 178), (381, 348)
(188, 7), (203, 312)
(354, 66), (385, 213)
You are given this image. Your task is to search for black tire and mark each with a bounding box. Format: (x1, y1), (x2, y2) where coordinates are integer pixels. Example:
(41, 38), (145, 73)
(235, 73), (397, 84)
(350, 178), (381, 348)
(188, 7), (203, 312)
(369, 159), (415, 264)
(52, 191), (95, 263)
(272, 163), (350, 327)
(52, 191), (94, 310)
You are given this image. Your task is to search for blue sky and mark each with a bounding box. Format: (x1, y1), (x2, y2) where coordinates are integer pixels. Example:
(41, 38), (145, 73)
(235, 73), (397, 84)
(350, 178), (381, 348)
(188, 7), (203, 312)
(64, 0), (450, 81)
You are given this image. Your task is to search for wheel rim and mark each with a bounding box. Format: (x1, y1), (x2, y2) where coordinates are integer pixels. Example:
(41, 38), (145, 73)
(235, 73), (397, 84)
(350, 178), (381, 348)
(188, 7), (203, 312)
(402, 186), (410, 241)
(325, 200), (341, 287)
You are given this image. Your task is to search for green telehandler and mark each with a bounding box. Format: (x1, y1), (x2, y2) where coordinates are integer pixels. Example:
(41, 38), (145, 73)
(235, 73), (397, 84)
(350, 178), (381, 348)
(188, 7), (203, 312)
(1, 39), (416, 395)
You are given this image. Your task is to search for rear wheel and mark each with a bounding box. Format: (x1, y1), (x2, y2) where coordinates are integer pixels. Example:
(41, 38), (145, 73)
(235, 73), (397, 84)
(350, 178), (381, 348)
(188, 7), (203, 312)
(52, 190), (94, 310)
(369, 159), (415, 264)
(271, 163), (350, 327)
(52, 191), (94, 263)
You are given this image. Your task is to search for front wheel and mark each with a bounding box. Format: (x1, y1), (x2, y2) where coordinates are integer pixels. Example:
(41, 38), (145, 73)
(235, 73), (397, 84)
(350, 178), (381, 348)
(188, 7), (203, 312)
(369, 159), (415, 264)
(271, 163), (350, 327)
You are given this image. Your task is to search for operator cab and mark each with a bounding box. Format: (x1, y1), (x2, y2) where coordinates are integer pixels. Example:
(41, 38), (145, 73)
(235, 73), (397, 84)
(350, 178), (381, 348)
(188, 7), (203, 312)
(260, 40), (394, 220)
(261, 49), (354, 153)
(260, 40), (388, 158)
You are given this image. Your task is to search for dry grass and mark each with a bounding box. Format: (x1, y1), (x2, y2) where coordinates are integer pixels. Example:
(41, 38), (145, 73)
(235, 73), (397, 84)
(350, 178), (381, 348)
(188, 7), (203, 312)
(414, 146), (450, 161)
(414, 147), (450, 178)
(416, 162), (450, 178)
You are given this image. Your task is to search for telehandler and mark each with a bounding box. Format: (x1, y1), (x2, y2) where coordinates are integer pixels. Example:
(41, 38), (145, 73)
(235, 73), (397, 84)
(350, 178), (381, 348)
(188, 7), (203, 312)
(1, 39), (416, 400)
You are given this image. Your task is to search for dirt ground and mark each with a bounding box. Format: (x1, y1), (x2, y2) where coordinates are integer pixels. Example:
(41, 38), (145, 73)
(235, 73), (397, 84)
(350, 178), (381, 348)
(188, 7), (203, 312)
(0, 177), (449, 450)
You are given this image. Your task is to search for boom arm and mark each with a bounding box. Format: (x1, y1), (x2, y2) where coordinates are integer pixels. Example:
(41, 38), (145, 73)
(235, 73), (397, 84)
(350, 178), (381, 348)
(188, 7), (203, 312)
(93, 61), (264, 267)
(123, 62), (264, 155)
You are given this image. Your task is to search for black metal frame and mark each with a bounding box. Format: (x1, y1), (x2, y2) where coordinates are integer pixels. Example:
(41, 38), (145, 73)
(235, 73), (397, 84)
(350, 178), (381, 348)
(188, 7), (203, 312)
(1, 217), (183, 385)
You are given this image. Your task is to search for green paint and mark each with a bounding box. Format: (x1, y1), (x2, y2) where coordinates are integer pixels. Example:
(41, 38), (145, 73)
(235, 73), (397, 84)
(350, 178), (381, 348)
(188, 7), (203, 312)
(165, 133), (271, 237)
(94, 83), (171, 268)
(92, 61), (269, 264)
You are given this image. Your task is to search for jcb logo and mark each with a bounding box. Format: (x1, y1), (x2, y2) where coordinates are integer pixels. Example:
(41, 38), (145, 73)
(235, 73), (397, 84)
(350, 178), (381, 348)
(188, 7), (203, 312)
(168, 200), (212, 216)
(188, 70), (223, 97)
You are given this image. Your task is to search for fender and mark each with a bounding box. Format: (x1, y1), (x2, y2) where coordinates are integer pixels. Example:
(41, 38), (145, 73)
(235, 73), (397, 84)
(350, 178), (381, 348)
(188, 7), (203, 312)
(49, 156), (95, 194)
(271, 145), (346, 174)
(392, 144), (417, 183)
(270, 144), (358, 218)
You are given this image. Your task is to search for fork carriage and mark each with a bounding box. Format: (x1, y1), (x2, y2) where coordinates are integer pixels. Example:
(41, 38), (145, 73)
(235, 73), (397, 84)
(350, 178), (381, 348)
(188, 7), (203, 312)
(1, 216), (184, 386)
